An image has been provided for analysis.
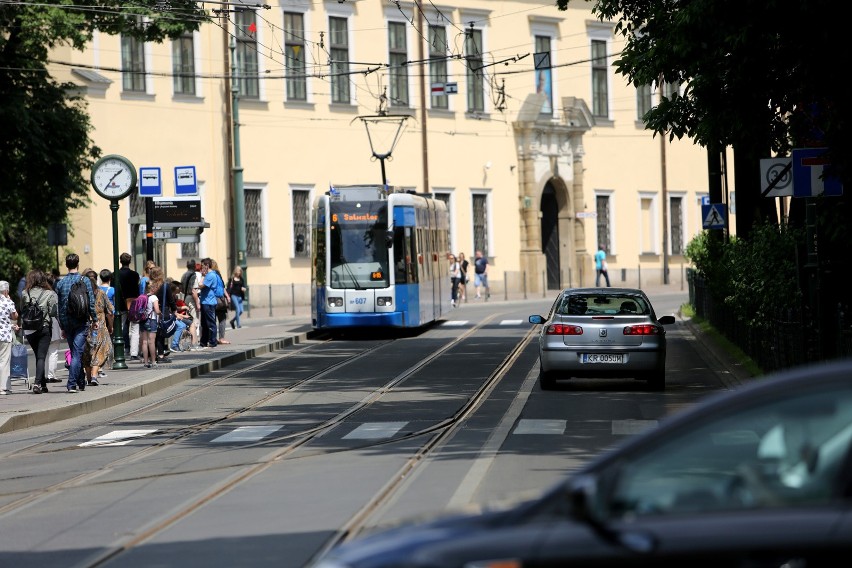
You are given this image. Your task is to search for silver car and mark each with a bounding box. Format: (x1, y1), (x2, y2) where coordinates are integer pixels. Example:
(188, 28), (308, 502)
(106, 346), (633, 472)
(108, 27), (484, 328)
(529, 287), (675, 390)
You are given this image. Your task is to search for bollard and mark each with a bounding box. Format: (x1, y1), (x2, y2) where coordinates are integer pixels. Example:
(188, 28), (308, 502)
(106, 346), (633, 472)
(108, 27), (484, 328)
(568, 267), (572, 289)
(523, 270), (527, 300)
(503, 272), (508, 301)
(291, 282), (296, 316)
(638, 265), (642, 290)
(542, 271), (547, 298)
(268, 283), (273, 317)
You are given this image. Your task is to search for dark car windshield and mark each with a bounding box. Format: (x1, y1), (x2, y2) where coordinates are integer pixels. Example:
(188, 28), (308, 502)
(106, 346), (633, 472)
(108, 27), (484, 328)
(558, 294), (650, 316)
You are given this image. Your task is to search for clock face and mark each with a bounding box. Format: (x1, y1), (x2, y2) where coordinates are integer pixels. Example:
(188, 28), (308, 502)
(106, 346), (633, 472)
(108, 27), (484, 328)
(91, 155), (137, 200)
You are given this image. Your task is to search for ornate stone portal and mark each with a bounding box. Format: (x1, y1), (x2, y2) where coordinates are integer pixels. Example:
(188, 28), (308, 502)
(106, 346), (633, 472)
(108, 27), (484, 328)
(513, 95), (594, 294)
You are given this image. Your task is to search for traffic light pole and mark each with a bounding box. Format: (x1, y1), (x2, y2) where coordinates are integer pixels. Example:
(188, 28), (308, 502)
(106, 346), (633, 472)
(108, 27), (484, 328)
(230, 34), (248, 296)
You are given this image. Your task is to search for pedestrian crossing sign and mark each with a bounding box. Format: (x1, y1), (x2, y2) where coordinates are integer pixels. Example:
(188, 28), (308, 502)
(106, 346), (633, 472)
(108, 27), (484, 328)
(702, 203), (726, 230)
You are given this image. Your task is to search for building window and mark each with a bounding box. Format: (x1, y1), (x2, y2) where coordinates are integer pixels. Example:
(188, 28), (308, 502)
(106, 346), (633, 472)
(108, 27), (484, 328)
(636, 83), (652, 121)
(388, 22), (408, 107)
(472, 194), (488, 255)
(121, 20), (146, 92)
(246, 188), (263, 257)
(663, 80), (680, 99)
(591, 39), (608, 118)
(596, 195), (611, 253)
(172, 32), (195, 95)
(181, 242), (199, 260)
(284, 12), (307, 101)
(534, 35), (552, 116)
(433, 192), (451, 249)
(670, 196), (684, 255)
(465, 29), (484, 113)
(292, 189), (310, 257)
(329, 16), (350, 104)
(235, 10), (260, 99)
(429, 25), (448, 110)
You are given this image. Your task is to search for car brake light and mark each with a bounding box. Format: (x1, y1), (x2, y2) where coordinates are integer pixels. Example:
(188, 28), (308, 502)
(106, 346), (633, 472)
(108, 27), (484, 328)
(623, 324), (660, 335)
(546, 324), (583, 335)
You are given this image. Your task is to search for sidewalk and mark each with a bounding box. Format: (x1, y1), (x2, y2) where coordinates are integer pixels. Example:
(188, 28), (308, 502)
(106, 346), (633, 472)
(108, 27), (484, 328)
(0, 312), (313, 434)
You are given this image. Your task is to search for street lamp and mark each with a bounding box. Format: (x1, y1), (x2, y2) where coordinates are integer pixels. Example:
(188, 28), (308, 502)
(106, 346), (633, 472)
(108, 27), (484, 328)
(355, 114), (410, 187)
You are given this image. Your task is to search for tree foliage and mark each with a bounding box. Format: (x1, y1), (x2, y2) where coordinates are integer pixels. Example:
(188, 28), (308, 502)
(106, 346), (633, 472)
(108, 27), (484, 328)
(0, 1), (207, 282)
(555, 0), (852, 181)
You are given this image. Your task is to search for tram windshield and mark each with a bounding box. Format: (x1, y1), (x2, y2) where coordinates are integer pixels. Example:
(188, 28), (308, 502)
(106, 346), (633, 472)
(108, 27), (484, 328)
(329, 201), (390, 289)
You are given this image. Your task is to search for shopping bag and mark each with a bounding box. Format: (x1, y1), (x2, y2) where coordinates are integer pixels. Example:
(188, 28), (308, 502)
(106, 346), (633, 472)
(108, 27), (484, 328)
(10, 342), (28, 378)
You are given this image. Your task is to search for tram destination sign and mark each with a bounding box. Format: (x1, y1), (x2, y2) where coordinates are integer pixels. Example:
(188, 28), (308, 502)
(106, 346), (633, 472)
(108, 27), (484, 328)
(153, 197), (202, 225)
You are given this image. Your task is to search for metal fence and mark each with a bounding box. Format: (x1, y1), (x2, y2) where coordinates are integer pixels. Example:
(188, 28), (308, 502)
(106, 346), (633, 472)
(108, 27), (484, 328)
(689, 273), (852, 373)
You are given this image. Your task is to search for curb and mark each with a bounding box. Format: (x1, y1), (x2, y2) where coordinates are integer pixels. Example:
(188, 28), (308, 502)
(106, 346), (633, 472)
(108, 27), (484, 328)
(683, 318), (755, 388)
(0, 331), (311, 435)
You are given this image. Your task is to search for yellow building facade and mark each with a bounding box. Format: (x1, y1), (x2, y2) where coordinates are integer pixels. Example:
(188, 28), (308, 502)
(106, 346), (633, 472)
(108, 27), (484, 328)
(50, 0), (733, 301)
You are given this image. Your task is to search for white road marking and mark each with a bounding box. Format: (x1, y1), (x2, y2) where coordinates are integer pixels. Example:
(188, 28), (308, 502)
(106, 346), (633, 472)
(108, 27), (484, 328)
(611, 419), (657, 435)
(343, 422), (407, 440)
(500, 320), (524, 325)
(443, 320), (468, 326)
(513, 419), (566, 435)
(211, 425), (283, 443)
(78, 429), (157, 447)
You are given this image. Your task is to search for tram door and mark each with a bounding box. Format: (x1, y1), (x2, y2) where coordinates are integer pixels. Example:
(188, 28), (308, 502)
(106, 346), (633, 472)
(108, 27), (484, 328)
(541, 184), (561, 290)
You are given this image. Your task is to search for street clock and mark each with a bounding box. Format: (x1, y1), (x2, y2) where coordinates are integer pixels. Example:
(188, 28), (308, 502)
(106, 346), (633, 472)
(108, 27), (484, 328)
(91, 154), (137, 200)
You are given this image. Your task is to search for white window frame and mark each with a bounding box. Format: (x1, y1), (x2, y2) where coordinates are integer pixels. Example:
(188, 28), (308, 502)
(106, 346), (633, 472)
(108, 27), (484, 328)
(432, 187), (455, 250)
(326, 1), (357, 107)
(470, 188), (493, 257)
(244, 183), (269, 258)
(530, 17), (560, 119)
(594, 189), (616, 256)
(638, 191), (659, 255)
(290, 184), (313, 258)
(586, 21), (613, 121)
(668, 191), (687, 255)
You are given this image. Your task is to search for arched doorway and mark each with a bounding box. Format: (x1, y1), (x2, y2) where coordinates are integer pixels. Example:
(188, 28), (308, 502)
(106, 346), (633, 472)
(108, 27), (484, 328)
(540, 182), (561, 290)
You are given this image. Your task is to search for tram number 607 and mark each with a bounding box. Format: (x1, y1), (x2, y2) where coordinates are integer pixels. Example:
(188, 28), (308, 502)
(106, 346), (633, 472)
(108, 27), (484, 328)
(351, 298), (367, 305)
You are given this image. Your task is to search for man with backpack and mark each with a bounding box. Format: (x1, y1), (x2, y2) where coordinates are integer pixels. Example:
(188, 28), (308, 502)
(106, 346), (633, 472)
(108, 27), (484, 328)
(55, 253), (97, 393)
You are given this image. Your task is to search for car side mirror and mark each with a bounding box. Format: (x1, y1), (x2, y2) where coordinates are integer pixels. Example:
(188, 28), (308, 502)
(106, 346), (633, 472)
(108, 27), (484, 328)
(658, 315), (676, 325)
(529, 315), (545, 325)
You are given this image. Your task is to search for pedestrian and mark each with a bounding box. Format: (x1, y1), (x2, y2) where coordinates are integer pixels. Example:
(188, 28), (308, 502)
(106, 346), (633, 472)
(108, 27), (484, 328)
(449, 254), (461, 307)
(140, 279), (159, 368)
(187, 262), (202, 350)
(117, 252), (141, 361)
(138, 259), (156, 297)
(210, 259), (231, 344)
(474, 250), (490, 300)
(45, 269), (63, 383)
(197, 259), (219, 349)
(227, 266), (247, 329)
(99, 268), (116, 310)
(81, 269), (113, 386)
(21, 269), (58, 394)
(457, 252), (469, 303)
(595, 246), (611, 287)
(54, 253), (98, 393)
(0, 280), (19, 395)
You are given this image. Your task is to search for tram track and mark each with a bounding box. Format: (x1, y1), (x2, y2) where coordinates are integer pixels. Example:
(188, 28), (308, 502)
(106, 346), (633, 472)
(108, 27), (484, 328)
(0, 312), (519, 543)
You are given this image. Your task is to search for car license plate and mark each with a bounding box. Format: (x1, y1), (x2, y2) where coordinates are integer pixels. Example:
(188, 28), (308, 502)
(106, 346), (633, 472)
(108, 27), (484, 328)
(582, 353), (624, 364)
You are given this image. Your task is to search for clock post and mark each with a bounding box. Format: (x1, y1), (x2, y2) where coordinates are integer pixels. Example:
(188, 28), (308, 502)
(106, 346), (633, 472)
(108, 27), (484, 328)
(109, 198), (128, 370)
(91, 154), (137, 371)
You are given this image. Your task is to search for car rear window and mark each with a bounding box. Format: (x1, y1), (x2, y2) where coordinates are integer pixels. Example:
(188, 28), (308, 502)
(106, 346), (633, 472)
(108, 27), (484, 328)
(558, 294), (650, 316)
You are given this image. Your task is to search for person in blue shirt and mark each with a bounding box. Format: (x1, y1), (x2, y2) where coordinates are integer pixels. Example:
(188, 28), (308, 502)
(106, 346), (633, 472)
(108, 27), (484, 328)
(594, 247), (611, 287)
(197, 258), (219, 348)
(54, 254), (98, 393)
(99, 268), (115, 309)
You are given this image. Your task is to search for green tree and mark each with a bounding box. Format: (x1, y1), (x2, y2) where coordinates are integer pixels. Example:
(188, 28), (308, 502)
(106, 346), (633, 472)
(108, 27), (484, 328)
(555, 0), (852, 239)
(0, 1), (207, 282)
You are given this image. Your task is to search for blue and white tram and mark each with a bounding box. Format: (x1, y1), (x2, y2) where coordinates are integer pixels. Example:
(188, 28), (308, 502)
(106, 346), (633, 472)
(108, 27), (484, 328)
(311, 184), (451, 330)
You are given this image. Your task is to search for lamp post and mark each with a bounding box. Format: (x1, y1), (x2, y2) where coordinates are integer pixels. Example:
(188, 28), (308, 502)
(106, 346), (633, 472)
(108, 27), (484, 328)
(230, 31), (248, 301)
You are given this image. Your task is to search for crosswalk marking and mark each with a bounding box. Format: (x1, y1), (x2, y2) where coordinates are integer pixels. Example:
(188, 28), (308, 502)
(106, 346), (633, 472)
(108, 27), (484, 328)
(211, 425), (283, 443)
(343, 422), (407, 440)
(500, 319), (524, 325)
(78, 429), (157, 447)
(443, 320), (468, 326)
(611, 419), (657, 435)
(513, 419), (566, 435)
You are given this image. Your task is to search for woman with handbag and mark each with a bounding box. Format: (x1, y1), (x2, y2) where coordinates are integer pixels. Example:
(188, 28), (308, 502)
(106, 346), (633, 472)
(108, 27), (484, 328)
(81, 269), (113, 386)
(210, 259), (231, 344)
(21, 269), (57, 394)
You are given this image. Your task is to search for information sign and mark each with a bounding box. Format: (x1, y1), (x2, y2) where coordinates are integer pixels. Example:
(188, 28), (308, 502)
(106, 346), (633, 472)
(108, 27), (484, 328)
(138, 167), (162, 197)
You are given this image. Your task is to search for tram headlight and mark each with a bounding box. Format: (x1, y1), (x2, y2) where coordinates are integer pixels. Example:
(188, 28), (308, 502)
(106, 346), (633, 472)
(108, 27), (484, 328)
(327, 296), (344, 307)
(377, 296), (393, 307)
